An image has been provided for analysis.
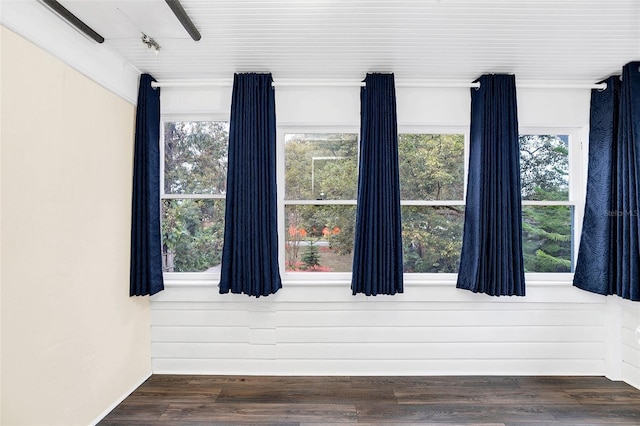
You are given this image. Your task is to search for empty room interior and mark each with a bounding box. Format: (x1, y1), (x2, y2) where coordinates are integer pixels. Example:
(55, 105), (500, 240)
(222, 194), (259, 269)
(2, 0), (640, 425)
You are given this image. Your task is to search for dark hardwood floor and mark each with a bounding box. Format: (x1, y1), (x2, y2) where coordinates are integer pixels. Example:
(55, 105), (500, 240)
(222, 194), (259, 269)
(99, 375), (640, 425)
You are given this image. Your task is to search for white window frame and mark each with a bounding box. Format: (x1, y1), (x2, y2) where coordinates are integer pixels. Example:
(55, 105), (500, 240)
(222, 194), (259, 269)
(519, 126), (587, 284)
(397, 125), (469, 285)
(160, 113), (230, 285)
(162, 120), (587, 287)
(278, 125), (360, 283)
(400, 125), (586, 286)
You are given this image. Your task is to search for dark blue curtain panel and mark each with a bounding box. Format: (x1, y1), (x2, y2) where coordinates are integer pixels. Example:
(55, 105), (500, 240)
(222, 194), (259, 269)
(351, 73), (403, 296)
(130, 74), (164, 296)
(219, 73), (282, 297)
(457, 74), (525, 296)
(573, 75), (620, 296)
(574, 62), (640, 301)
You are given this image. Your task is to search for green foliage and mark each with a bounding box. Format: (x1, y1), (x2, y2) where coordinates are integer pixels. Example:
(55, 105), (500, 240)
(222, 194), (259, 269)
(402, 206), (464, 273)
(301, 241), (321, 270)
(284, 133), (467, 273)
(284, 205), (355, 270)
(161, 122), (229, 272)
(284, 135), (358, 269)
(520, 135), (569, 201)
(398, 134), (465, 200)
(399, 134), (465, 272)
(519, 135), (572, 272)
(164, 121), (229, 194)
(162, 199), (225, 272)
(285, 133), (358, 200)
(522, 205), (572, 272)
(161, 126), (574, 274)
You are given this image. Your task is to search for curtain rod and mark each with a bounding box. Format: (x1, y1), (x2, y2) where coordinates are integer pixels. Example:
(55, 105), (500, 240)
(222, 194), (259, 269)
(150, 79), (607, 90)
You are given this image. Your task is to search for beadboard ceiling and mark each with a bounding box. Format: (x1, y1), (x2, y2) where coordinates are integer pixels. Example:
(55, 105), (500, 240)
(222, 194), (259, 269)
(42, 0), (640, 82)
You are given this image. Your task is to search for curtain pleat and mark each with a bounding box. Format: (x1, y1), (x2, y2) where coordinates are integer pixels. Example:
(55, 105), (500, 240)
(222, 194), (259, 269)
(574, 62), (640, 301)
(615, 62), (640, 300)
(219, 73), (282, 297)
(130, 73), (164, 296)
(573, 76), (619, 295)
(351, 73), (403, 296)
(457, 74), (525, 296)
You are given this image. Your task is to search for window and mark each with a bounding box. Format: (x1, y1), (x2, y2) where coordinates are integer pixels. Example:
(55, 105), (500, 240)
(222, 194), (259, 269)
(161, 121), (229, 273)
(160, 122), (582, 280)
(520, 134), (573, 273)
(399, 133), (466, 273)
(283, 133), (358, 272)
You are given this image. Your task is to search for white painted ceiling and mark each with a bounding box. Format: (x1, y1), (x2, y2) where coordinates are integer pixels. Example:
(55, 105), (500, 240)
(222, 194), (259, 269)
(49, 0), (640, 82)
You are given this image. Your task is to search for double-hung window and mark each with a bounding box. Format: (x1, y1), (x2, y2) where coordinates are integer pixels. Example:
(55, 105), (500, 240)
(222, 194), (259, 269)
(282, 129), (469, 277)
(161, 120), (229, 274)
(399, 131), (467, 274)
(397, 129), (580, 277)
(519, 131), (577, 273)
(282, 131), (359, 274)
(159, 122), (582, 281)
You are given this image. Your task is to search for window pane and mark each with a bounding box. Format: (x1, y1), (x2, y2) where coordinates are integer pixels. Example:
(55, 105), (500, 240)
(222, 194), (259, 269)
(284, 205), (355, 272)
(164, 121), (229, 194)
(522, 205), (573, 272)
(285, 133), (358, 200)
(402, 206), (464, 273)
(520, 134), (569, 201)
(399, 134), (465, 200)
(162, 199), (225, 272)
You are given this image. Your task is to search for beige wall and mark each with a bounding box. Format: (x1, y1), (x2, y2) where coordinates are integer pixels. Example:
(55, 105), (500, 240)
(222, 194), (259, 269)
(1, 26), (151, 426)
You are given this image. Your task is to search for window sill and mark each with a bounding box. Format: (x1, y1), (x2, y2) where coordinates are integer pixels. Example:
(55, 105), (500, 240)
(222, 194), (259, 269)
(162, 272), (575, 287)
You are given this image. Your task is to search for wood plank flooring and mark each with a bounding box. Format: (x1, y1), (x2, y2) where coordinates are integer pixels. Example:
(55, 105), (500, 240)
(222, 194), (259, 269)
(99, 375), (640, 425)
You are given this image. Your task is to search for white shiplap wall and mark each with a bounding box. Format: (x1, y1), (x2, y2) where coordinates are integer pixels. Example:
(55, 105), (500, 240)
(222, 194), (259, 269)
(149, 84), (634, 378)
(621, 299), (640, 387)
(151, 281), (608, 375)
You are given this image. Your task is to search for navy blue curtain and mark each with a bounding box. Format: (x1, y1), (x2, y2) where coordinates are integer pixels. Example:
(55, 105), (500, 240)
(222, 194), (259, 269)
(457, 74), (525, 296)
(574, 62), (640, 301)
(130, 74), (164, 296)
(219, 73), (282, 297)
(351, 73), (403, 296)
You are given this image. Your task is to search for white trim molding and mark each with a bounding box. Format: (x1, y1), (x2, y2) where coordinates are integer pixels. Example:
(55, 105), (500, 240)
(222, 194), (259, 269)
(1, 1), (139, 104)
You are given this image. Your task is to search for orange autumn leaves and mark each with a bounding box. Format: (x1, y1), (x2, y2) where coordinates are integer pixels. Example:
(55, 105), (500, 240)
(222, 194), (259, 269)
(288, 226), (340, 238)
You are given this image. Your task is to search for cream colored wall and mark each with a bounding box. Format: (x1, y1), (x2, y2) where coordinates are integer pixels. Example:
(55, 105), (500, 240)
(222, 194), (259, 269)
(1, 26), (151, 426)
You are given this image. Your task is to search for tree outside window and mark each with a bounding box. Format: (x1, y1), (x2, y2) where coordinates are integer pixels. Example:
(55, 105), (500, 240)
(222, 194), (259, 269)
(161, 121), (228, 272)
(520, 134), (572, 272)
(399, 134), (465, 273)
(160, 126), (575, 276)
(284, 133), (358, 272)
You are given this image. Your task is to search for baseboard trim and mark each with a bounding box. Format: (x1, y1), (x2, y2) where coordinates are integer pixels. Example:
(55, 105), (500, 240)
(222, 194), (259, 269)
(89, 371), (152, 426)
